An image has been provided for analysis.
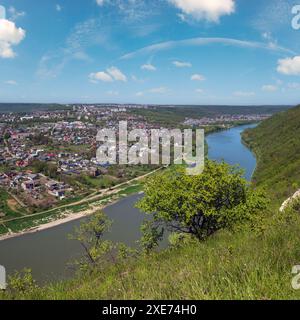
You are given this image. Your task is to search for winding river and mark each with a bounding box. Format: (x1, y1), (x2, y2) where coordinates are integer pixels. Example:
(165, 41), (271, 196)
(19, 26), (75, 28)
(0, 123), (257, 283)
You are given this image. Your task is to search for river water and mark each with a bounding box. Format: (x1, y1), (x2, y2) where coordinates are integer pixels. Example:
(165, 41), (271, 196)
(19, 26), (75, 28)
(0, 123), (257, 282)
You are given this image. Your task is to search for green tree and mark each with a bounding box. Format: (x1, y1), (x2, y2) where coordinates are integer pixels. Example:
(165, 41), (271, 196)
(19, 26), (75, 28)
(70, 211), (114, 270)
(4, 132), (11, 141)
(137, 160), (266, 242)
(6, 269), (38, 298)
(139, 220), (164, 253)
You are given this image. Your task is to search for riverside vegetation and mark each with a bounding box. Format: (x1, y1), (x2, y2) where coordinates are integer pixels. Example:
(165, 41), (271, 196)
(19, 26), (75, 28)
(2, 105), (300, 300)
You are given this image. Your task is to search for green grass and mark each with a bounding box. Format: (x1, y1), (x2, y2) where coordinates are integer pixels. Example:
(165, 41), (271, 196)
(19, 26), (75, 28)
(0, 189), (23, 219)
(4, 211), (63, 233)
(0, 224), (8, 234)
(242, 105), (300, 205)
(3, 209), (300, 300)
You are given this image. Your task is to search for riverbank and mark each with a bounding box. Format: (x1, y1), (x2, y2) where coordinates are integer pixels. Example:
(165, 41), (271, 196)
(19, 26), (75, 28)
(0, 122), (258, 241)
(0, 123), (258, 282)
(0, 167), (161, 240)
(0, 193), (127, 241)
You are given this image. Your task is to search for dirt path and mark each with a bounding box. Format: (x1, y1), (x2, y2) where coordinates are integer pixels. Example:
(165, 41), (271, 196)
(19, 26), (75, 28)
(1, 167), (164, 224)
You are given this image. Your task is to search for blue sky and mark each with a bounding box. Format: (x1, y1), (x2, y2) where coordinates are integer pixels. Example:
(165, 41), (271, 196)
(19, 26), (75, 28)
(0, 0), (300, 105)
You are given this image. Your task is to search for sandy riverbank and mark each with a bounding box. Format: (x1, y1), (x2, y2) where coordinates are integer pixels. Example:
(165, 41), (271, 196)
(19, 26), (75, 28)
(0, 196), (122, 242)
(0, 168), (158, 242)
(0, 189), (145, 242)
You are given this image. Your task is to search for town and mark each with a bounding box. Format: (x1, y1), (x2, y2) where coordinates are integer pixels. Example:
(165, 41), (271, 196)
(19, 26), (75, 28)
(0, 104), (273, 219)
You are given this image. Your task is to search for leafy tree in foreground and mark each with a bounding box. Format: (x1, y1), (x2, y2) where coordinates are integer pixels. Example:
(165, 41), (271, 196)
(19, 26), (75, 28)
(70, 211), (138, 271)
(137, 160), (267, 242)
(70, 211), (114, 270)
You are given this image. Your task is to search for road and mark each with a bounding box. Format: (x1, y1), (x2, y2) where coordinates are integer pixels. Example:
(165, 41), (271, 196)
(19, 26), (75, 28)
(1, 167), (164, 224)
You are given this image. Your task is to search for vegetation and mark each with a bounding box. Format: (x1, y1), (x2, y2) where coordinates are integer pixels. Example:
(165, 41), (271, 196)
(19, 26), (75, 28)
(242, 105), (300, 204)
(0, 180), (145, 235)
(70, 211), (114, 269)
(31, 160), (59, 179)
(131, 105), (288, 127)
(2, 206), (300, 300)
(3, 105), (300, 300)
(0, 103), (70, 113)
(137, 161), (266, 241)
(0, 189), (23, 219)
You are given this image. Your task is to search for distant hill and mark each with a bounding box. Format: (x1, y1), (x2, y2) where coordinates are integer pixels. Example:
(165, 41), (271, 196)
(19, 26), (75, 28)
(0, 103), (71, 113)
(243, 104), (300, 204)
(131, 105), (290, 126)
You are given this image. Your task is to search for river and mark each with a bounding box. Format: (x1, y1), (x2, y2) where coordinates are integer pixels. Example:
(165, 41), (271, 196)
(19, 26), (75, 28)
(0, 123), (257, 283)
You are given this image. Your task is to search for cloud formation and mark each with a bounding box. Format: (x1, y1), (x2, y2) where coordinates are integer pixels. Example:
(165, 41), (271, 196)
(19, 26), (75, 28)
(191, 74), (205, 81)
(173, 60), (192, 67)
(96, 0), (105, 6)
(8, 7), (26, 21)
(277, 56), (300, 75)
(141, 63), (156, 71)
(262, 85), (278, 92)
(149, 87), (168, 94)
(0, 18), (25, 58)
(4, 80), (17, 85)
(121, 37), (295, 60)
(169, 0), (235, 22)
(89, 67), (127, 83)
(56, 4), (62, 12)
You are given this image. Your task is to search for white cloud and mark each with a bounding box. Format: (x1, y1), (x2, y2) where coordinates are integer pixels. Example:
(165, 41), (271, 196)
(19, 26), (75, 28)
(107, 66), (127, 82)
(89, 66), (127, 83)
(277, 56), (300, 75)
(37, 17), (113, 78)
(0, 18), (25, 58)
(195, 88), (204, 93)
(56, 4), (62, 12)
(8, 7), (26, 21)
(95, 0), (155, 23)
(177, 13), (187, 22)
(136, 91), (144, 97)
(4, 80), (17, 85)
(121, 37), (294, 60)
(148, 87), (168, 94)
(173, 60), (192, 68)
(262, 85), (278, 92)
(96, 0), (106, 6)
(89, 71), (113, 83)
(141, 63), (156, 71)
(191, 74), (205, 81)
(169, 0), (235, 22)
(233, 91), (255, 97)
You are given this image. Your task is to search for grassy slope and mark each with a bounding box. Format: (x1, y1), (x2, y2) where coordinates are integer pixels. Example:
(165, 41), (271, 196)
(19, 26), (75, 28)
(4, 214), (300, 300)
(3, 105), (300, 300)
(242, 105), (300, 204)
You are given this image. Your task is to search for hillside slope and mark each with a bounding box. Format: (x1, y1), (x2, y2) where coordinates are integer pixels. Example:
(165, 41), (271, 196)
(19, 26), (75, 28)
(243, 105), (300, 204)
(2, 216), (300, 300)
(2, 106), (300, 300)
